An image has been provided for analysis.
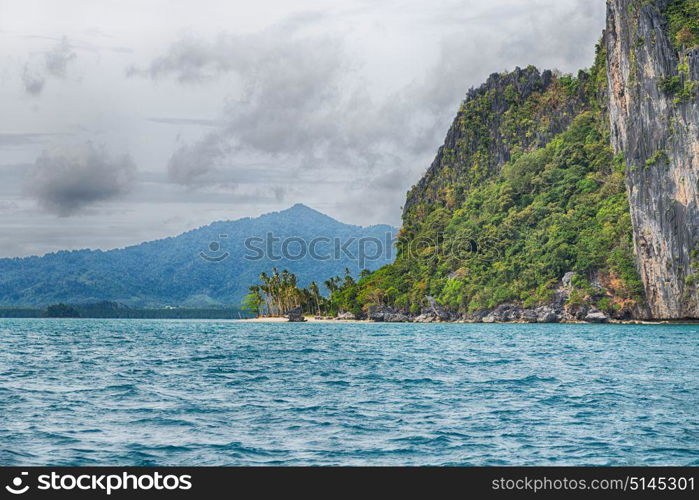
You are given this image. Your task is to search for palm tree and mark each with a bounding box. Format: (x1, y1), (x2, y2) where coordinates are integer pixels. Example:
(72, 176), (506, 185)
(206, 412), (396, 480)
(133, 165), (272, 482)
(309, 281), (322, 315)
(324, 276), (341, 294)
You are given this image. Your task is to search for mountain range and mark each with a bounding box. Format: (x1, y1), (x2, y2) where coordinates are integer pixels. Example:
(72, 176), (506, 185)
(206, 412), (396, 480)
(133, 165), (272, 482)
(0, 204), (396, 308)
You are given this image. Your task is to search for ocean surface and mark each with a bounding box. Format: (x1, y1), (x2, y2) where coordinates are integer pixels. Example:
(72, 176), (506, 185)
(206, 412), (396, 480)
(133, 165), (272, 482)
(0, 319), (697, 466)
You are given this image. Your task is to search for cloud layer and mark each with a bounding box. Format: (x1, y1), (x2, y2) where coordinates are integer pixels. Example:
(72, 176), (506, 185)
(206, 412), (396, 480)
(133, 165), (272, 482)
(131, 20), (444, 191)
(22, 37), (76, 96)
(26, 143), (136, 216)
(129, 0), (606, 212)
(0, 0), (607, 256)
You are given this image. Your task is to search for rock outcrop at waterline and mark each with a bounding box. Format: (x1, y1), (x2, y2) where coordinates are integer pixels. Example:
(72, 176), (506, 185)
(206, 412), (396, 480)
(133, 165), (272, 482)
(286, 307), (307, 322)
(605, 0), (699, 318)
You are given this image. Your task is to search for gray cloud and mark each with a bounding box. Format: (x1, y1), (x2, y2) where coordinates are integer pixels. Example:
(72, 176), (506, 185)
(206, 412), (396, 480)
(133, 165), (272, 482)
(130, 0), (604, 197)
(133, 22), (443, 187)
(126, 34), (240, 83)
(0, 133), (65, 148)
(21, 66), (46, 95)
(22, 37), (76, 95)
(0, 200), (19, 211)
(500, 0), (605, 64)
(0, 0), (608, 257)
(167, 131), (229, 185)
(44, 37), (76, 78)
(26, 142), (136, 216)
(147, 117), (221, 127)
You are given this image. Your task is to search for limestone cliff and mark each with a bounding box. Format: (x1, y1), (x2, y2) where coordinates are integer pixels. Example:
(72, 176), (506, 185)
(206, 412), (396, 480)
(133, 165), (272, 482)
(336, 0), (698, 322)
(403, 66), (590, 223)
(605, 0), (699, 318)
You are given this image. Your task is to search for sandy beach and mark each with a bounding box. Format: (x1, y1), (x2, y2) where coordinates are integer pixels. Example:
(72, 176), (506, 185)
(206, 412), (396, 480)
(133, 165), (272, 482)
(237, 316), (366, 323)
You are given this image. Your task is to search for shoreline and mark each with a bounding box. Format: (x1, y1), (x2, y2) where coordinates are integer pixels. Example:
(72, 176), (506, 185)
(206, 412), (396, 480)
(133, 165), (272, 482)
(0, 315), (696, 324)
(238, 316), (365, 324)
(238, 316), (699, 325)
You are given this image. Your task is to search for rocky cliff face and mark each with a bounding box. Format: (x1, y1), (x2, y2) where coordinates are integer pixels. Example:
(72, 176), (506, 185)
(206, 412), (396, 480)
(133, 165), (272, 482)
(403, 66), (591, 224)
(605, 0), (699, 318)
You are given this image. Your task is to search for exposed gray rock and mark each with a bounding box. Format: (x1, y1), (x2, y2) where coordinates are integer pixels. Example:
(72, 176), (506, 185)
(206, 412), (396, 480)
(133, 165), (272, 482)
(562, 300), (593, 321)
(425, 296), (452, 321)
(468, 310), (491, 323)
(413, 314), (437, 323)
(286, 307), (306, 322)
(585, 309), (609, 323)
(384, 312), (411, 323)
(520, 309), (538, 323)
(468, 303), (565, 323)
(336, 311), (356, 321)
(367, 305), (411, 322)
(605, 0), (699, 319)
(562, 272), (576, 289)
(493, 303), (524, 322)
(535, 306), (560, 323)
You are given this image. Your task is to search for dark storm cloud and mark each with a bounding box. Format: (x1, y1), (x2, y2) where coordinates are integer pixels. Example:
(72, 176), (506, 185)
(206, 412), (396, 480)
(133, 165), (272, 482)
(26, 142), (136, 216)
(22, 37), (76, 96)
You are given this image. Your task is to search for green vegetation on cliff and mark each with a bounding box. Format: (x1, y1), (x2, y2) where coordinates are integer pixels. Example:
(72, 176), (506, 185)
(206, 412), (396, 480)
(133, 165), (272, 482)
(331, 45), (644, 317)
(658, 1), (699, 103)
(665, 0), (699, 50)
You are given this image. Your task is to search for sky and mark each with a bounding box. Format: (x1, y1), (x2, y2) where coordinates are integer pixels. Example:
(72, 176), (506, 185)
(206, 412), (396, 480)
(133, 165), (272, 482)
(0, 0), (606, 257)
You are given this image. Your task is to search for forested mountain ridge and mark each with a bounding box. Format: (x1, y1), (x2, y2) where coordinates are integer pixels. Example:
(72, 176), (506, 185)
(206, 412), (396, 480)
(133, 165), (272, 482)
(330, 0), (699, 322)
(0, 204), (396, 307)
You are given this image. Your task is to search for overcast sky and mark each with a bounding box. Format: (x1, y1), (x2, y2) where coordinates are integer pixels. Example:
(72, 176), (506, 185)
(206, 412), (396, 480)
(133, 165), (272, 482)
(0, 0), (605, 257)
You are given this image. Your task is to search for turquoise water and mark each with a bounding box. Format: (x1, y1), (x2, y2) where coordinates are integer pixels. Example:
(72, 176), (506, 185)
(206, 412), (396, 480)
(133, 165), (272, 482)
(0, 319), (697, 466)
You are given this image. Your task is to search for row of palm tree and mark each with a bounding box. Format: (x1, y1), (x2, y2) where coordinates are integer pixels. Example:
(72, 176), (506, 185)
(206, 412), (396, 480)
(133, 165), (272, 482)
(243, 268), (359, 317)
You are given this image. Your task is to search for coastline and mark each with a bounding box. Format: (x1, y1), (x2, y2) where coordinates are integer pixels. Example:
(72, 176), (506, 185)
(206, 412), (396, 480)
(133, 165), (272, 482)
(237, 316), (699, 325)
(238, 316), (365, 324)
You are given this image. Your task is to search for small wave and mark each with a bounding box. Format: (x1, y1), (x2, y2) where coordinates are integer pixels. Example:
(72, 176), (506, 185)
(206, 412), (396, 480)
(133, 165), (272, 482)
(322, 380), (350, 387)
(129, 417), (196, 428)
(390, 435), (453, 447)
(482, 375), (559, 386)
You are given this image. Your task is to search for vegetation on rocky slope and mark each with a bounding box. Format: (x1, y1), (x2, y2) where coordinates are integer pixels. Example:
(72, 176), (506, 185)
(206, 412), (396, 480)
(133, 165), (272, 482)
(665, 0), (699, 50)
(327, 44), (645, 318)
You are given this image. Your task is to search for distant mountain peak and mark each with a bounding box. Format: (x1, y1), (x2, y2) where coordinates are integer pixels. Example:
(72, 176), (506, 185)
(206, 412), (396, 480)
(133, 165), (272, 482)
(262, 203), (344, 225)
(283, 203), (320, 214)
(0, 204), (397, 307)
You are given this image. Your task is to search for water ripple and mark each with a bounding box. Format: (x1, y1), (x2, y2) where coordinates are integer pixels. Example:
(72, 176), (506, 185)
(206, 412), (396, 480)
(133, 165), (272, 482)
(0, 319), (697, 465)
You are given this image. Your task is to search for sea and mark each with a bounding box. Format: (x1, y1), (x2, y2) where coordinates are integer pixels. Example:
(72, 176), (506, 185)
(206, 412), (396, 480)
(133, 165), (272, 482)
(1, 319), (697, 466)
